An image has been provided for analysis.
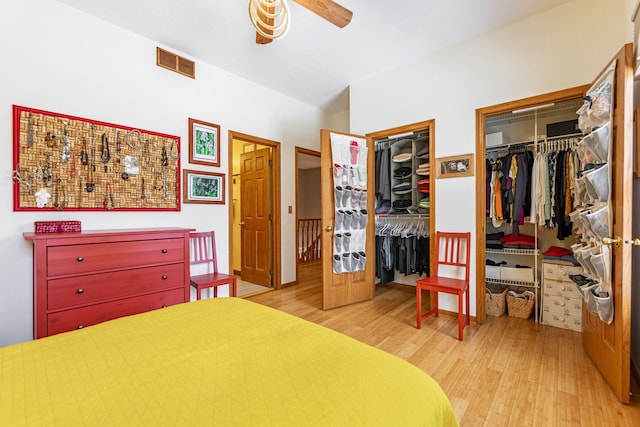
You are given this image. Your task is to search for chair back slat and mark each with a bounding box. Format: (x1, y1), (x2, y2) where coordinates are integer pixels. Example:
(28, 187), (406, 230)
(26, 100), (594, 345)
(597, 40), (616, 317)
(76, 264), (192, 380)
(189, 231), (219, 273)
(434, 231), (470, 282)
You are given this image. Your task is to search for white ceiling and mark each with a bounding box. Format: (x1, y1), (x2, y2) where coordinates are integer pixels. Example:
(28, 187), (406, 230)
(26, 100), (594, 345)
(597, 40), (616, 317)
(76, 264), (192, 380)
(56, 0), (569, 112)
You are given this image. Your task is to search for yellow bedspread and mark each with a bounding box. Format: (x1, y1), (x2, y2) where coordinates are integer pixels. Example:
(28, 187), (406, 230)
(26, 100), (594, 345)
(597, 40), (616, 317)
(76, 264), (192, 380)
(0, 298), (458, 426)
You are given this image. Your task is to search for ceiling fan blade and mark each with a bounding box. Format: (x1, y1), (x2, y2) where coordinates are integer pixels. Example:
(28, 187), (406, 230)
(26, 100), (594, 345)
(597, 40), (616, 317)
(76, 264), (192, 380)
(291, 0), (353, 28)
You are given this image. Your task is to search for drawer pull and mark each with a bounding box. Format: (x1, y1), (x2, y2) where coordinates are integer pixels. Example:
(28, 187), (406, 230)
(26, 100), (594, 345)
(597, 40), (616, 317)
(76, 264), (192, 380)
(77, 325), (84, 329)
(162, 275), (168, 280)
(77, 288), (84, 294)
(162, 249), (168, 254)
(76, 256), (84, 262)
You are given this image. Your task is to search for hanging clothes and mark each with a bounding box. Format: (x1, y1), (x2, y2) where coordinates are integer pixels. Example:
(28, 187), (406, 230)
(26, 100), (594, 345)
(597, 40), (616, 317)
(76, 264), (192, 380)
(374, 217), (430, 283)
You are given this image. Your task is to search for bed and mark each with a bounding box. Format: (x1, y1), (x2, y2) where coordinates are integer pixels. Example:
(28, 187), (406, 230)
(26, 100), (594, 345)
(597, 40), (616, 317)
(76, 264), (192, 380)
(0, 297), (458, 426)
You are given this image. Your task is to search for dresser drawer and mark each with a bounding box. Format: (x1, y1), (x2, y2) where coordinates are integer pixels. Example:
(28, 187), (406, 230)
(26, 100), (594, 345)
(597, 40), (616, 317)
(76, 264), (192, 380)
(543, 279), (581, 299)
(47, 238), (185, 276)
(47, 263), (185, 311)
(542, 294), (582, 317)
(46, 288), (185, 336)
(543, 311), (582, 332)
(542, 263), (583, 281)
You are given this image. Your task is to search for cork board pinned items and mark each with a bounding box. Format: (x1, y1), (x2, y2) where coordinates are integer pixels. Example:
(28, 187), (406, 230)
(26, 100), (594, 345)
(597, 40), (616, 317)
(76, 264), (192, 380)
(12, 105), (181, 211)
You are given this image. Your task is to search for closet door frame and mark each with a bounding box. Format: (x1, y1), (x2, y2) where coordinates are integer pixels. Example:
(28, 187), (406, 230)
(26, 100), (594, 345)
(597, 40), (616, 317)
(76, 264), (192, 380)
(474, 85), (590, 324)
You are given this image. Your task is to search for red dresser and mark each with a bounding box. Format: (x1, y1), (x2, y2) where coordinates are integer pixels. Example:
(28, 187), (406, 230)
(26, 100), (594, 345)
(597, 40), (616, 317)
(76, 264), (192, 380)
(24, 228), (192, 338)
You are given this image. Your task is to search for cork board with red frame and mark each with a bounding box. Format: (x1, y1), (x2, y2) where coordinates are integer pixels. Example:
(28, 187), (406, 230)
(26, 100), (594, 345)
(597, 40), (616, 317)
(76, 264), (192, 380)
(12, 105), (181, 211)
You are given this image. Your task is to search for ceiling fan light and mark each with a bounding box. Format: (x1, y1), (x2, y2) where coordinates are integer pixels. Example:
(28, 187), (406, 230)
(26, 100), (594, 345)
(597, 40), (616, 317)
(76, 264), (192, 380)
(248, 0), (290, 40)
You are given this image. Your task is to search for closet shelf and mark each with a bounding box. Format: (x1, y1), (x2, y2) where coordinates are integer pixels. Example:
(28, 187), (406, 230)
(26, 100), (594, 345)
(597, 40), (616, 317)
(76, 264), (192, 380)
(376, 213), (430, 219)
(486, 248), (539, 256)
(486, 278), (539, 288)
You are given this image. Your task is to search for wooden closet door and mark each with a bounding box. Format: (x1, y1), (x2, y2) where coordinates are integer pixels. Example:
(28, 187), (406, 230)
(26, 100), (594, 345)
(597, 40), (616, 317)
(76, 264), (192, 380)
(582, 43), (634, 404)
(320, 129), (375, 309)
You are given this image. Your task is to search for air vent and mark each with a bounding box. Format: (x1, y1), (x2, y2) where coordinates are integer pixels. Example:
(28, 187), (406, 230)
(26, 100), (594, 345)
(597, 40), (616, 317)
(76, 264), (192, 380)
(156, 47), (195, 79)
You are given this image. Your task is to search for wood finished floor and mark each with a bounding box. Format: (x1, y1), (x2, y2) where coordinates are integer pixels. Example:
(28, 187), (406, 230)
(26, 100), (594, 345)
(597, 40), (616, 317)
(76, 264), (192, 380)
(247, 261), (640, 426)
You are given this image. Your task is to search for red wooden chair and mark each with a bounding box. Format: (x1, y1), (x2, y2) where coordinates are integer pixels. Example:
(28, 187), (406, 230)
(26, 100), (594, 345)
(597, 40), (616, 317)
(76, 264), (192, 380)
(416, 231), (471, 340)
(190, 231), (237, 299)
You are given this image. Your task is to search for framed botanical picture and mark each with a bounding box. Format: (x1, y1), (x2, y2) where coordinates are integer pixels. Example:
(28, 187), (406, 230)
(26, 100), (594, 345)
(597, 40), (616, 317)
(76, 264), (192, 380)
(436, 153), (474, 179)
(183, 169), (225, 204)
(188, 118), (220, 167)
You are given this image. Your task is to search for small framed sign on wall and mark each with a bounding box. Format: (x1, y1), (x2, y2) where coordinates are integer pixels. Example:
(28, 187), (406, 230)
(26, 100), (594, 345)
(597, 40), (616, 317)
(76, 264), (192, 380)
(436, 153), (474, 179)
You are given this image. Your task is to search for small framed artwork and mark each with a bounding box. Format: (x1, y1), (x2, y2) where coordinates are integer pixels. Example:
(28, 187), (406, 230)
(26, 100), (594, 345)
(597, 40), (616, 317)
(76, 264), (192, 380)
(436, 153), (474, 179)
(188, 118), (220, 167)
(183, 169), (225, 204)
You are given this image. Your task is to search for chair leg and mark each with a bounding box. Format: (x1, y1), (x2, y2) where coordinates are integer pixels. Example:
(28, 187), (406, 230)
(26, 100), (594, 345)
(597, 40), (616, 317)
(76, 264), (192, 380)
(465, 287), (470, 326)
(457, 291), (464, 341)
(197, 287), (202, 301)
(231, 279), (237, 297)
(433, 291), (439, 318)
(416, 285), (422, 329)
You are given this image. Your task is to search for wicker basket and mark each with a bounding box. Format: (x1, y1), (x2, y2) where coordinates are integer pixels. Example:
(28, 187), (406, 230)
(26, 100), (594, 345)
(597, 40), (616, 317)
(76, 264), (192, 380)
(485, 285), (507, 317)
(506, 290), (535, 319)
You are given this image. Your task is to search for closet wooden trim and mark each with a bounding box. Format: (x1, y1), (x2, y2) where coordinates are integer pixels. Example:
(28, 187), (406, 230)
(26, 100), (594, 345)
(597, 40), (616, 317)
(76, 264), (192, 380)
(474, 85), (590, 324)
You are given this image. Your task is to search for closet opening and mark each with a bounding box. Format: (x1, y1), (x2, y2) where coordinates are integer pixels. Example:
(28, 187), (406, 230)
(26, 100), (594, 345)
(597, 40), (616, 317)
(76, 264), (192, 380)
(474, 85), (590, 325)
(366, 120), (436, 297)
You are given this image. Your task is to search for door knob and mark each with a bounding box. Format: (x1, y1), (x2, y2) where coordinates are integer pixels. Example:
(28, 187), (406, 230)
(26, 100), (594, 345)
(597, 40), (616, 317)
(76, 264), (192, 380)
(602, 236), (622, 246)
(239, 222), (246, 226)
(325, 225), (333, 232)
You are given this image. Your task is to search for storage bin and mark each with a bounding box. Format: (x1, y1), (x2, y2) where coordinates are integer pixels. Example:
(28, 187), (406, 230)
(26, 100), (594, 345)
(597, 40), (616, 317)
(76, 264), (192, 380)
(501, 266), (534, 282)
(547, 119), (579, 137)
(486, 132), (508, 147)
(486, 265), (501, 280)
(506, 290), (535, 319)
(485, 285), (507, 317)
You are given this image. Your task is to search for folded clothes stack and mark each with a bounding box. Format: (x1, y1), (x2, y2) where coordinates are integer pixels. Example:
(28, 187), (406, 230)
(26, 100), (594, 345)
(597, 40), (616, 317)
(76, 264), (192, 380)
(416, 146), (429, 160)
(486, 231), (505, 249)
(542, 245), (580, 266)
(499, 233), (536, 249)
(375, 199), (391, 214)
(419, 196), (430, 209)
(417, 178), (429, 193)
(392, 199), (412, 208)
(393, 166), (412, 178)
(416, 163), (430, 176)
(392, 152), (412, 163)
(392, 182), (412, 194)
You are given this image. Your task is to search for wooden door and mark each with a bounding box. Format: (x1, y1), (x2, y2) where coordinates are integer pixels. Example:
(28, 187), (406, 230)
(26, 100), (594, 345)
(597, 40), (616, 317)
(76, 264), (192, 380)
(582, 44), (633, 404)
(240, 147), (272, 286)
(321, 129), (375, 309)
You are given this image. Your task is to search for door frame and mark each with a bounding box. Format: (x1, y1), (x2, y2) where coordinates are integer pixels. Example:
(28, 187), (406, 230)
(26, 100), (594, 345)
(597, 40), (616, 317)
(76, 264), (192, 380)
(295, 146), (321, 284)
(228, 130), (282, 289)
(473, 85), (591, 324)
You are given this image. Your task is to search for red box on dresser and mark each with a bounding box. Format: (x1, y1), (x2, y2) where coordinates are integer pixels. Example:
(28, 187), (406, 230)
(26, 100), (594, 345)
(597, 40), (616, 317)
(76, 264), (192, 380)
(23, 228), (193, 338)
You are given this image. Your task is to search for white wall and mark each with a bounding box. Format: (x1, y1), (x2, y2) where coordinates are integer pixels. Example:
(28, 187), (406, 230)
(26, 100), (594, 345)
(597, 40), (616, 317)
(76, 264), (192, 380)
(0, 0), (325, 346)
(350, 0), (633, 314)
(298, 168), (322, 219)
